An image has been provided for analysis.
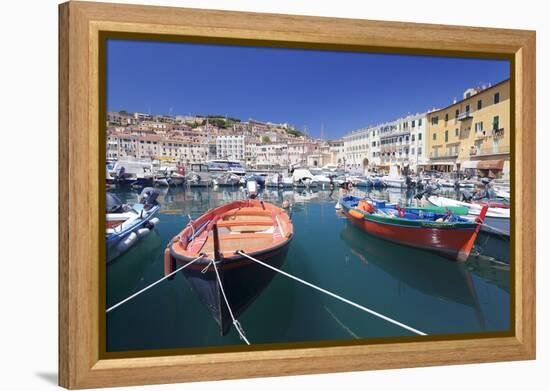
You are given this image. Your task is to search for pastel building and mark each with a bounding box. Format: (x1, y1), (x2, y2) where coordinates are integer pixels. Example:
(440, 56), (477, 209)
(426, 79), (510, 177)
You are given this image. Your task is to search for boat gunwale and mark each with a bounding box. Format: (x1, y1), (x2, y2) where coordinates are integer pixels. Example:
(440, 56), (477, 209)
(169, 199), (293, 263)
(340, 197), (478, 230)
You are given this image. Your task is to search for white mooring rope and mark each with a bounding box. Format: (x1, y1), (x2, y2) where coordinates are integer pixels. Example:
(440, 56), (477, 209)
(237, 250), (427, 336)
(210, 260), (251, 345)
(106, 254), (205, 313)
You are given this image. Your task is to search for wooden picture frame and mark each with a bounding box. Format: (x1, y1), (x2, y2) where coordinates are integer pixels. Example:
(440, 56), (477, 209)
(59, 1), (536, 388)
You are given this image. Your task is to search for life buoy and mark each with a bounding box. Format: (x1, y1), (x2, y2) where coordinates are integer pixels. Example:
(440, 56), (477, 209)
(164, 248), (176, 279)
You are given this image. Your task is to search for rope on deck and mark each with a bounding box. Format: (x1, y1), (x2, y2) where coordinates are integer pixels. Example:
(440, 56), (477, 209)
(210, 260), (251, 345)
(236, 250), (427, 336)
(106, 254), (205, 314)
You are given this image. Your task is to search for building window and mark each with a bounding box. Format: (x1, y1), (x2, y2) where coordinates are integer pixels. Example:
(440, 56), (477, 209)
(455, 128), (459, 136)
(412, 120), (415, 128)
(494, 92), (500, 104)
(431, 116), (439, 125)
(445, 113), (449, 122)
(455, 109), (459, 118)
(432, 133), (437, 141)
(418, 118), (422, 126)
(418, 147), (422, 155)
(444, 130), (448, 142)
(418, 133), (422, 140)
(493, 115), (500, 130)
(475, 122), (484, 133)
(412, 134), (415, 142)
(477, 99), (482, 110)
(465, 104), (470, 113)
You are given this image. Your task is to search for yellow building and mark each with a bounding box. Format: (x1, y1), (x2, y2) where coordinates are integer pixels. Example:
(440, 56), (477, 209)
(426, 79), (510, 178)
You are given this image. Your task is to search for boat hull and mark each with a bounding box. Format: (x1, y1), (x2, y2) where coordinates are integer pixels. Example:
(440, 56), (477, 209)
(171, 241), (290, 335)
(340, 200), (481, 261)
(166, 198), (293, 335)
(428, 196), (510, 237)
(479, 215), (510, 237)
(106, 205), (160, 262)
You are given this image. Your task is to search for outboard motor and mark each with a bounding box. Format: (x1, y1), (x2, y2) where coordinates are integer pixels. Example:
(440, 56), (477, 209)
(106, 192), (125, 213)
(139, 187), (160, 208)
(462, 190), (474, 202)
(415, 182), (440, 200)
(246, 180), (258, 199)
(115, 165), (126, 180)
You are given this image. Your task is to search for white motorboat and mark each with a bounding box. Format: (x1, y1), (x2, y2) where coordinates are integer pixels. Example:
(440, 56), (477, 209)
(427, 195), (510, 237)
(293, 168), (318, 188)
(106, 188), (160, 262)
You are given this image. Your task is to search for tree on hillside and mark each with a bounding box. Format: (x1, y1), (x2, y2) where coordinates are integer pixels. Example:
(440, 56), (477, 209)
(261, 135), (271, 143)
(286, 127), (304, 137)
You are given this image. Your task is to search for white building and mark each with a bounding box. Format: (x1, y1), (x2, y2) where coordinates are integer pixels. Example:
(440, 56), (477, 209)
(379, 113), (428, 173)
(245, 140), (259, 166)
(216, 135), (245, 161)
(343, 113), (428, 173)
(255, 143), (289, 168)
(343, 127), (372, 170)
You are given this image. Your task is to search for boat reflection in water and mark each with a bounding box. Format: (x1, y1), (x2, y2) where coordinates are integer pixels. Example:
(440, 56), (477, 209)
(339, 221), (508, 330)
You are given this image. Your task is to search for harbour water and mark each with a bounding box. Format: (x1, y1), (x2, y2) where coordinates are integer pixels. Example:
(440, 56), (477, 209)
(106, 186), (510, 352)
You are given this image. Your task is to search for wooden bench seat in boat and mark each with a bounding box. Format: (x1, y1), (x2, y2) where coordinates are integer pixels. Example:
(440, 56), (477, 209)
(201, 233), (275, 255)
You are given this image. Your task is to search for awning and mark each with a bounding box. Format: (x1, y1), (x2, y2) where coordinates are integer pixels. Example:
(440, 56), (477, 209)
(461, 161), (479, 169)
(477, 159), (504, 170)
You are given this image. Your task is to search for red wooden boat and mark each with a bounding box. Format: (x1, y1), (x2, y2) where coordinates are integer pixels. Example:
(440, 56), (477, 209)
(164, 199), (293, 335)
(340, 196), (488, 262)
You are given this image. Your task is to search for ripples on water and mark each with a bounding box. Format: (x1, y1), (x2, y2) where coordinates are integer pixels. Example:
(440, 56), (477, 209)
(106, 185), (510, 352)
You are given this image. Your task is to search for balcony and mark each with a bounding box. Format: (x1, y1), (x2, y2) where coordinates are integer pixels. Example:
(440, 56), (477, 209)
(430, 152), (458, 160)
(470, 145), (510, 157)
(475, 131), (487, 139)
(457, 111), (473, 121)
(492, 128), (505, 138)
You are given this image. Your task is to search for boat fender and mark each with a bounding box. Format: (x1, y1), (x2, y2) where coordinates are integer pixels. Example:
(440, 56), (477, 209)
(116, 232), (138, 253)
(164, 248), (176, 279)
(349, 209), (364, 219)
(136, 227), (150, 239)
(145, 217), (160, 230)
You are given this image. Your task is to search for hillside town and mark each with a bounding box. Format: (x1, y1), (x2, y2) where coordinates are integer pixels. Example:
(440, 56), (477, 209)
(107, 78), (509, 179)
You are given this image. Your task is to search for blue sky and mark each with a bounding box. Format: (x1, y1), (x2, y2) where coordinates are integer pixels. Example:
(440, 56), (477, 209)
(107, 39), (509, 139)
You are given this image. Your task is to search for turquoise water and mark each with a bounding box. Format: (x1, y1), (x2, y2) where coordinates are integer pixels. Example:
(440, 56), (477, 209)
(106, 186), (510, 352)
